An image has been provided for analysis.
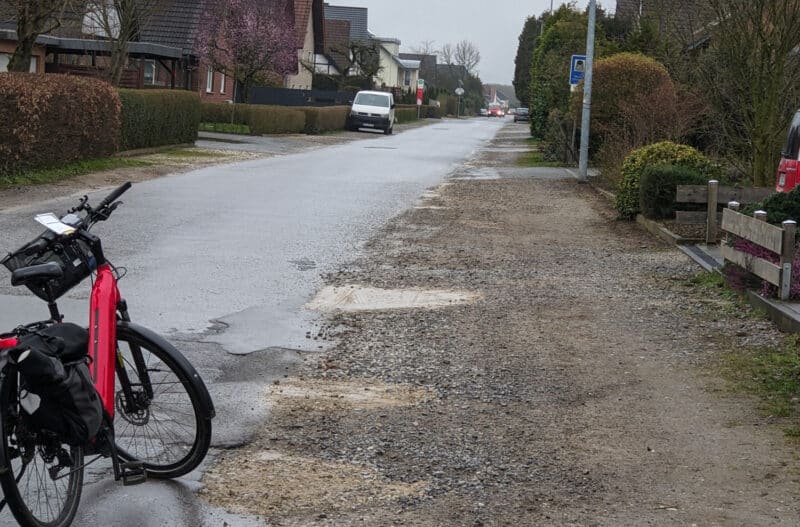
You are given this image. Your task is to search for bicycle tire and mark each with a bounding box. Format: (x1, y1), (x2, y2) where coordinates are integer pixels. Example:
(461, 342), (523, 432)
(0, 369), (83, 527)
(113, 324), (211, 479)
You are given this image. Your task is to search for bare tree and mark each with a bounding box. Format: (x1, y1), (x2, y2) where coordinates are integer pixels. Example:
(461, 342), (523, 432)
(411, 39), (436, 55)
(5, 0), (72, 72)
(700, 0), (800, 185)
(439, 43), (454, 66)
(454, 40), (480, 75)
(84, 0), (166, 85)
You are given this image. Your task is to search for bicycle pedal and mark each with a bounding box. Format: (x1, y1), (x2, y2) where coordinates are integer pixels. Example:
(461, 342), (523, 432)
(120, 461), (147, 486)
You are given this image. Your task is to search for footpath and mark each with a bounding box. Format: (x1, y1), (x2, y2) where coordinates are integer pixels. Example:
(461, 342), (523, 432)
(199, 122), (800, 526)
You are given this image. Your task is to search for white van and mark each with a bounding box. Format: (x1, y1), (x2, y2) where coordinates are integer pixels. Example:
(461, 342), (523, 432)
(346, 90), (396, 135)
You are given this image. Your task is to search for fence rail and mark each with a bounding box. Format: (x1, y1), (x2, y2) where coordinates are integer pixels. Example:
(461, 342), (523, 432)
(720, 202), (796, 300)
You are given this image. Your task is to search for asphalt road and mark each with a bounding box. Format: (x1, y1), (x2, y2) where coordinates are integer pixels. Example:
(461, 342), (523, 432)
(0, 117), (507, 526)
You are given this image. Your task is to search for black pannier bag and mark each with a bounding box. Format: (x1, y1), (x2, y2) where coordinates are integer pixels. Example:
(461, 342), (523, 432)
(10, 323), (103, 445)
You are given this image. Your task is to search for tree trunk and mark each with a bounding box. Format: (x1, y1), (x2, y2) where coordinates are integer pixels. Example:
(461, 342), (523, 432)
(8, 17), (36, 73)
(108, 40), (131, 86)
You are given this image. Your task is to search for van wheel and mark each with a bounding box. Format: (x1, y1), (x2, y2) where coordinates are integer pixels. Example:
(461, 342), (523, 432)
(384, 126), (393, 135)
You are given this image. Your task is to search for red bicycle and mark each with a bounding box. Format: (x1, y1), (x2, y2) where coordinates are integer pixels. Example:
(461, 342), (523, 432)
(0, 182), (214, 527)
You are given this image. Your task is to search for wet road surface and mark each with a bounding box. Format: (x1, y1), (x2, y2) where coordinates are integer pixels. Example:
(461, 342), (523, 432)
(0, 118), (508, 525)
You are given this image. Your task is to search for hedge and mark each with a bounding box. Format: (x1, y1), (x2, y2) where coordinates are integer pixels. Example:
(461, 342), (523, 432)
(119, 89), (200, 150)
(638, 164), (710, 220)
(0, 73), (120, 179)
(616, 141), (722, 219)
(394, 105), (419, 124)
(202, 103), (314, 135)
(300, 106), (349, 134)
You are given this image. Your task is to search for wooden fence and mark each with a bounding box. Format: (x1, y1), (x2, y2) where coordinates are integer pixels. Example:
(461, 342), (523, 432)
(675, 180), (775, 244)
(721, 201), (797, 300)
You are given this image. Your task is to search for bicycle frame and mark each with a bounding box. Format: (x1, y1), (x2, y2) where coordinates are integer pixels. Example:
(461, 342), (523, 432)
(88, 263), (120, 417)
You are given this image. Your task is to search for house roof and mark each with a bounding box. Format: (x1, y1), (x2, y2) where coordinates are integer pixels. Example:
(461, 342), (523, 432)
(138, 0), (208, 54)
(323, 3), (369, 42)
(292, 0), (325, 52)
(400, 53), (437, 84)
(324, 18), (351, 70)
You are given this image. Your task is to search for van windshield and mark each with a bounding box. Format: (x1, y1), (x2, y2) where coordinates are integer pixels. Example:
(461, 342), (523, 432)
(354, 93), (390, 108)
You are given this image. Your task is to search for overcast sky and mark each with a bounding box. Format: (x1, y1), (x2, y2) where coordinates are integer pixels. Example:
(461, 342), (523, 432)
(329, 0), (606, 86)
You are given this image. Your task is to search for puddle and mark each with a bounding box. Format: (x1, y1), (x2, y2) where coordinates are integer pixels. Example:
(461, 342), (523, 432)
(306, 285), (482, 312)
(451, 167), (501, 180)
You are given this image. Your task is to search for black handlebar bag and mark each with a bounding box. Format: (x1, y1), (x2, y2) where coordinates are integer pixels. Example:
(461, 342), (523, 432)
(10, 323), (103, 445)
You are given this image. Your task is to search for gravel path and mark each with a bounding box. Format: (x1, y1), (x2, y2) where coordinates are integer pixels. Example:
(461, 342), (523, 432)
(202, 123), (800, 526)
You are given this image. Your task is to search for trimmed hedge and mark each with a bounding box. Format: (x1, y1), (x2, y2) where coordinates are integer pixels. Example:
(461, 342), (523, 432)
(202, 103), (313, 135)
(616, 141), (722, 219)
(119, 89), (200, 150)
(300, 106), (349, 134)
(639, 164), (710, 220)
(395, 105), (419, 124)
(0, 73), (120, 179)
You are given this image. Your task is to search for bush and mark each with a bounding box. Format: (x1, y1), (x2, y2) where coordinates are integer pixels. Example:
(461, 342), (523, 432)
(201, 103), (305, 134)
(300, 106), (349, 134)
(638, 164), (710, 220)
(0, 73), (120, 179)
(423, 104), (443, 119)
(394, 105), (419, 124)
(119, 89), (200, 150)
(742, 185), (800, 224)
(616, 141), (722, 219)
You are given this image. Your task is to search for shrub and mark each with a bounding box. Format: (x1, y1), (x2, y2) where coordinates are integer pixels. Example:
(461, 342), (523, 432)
(119, 89), (200, 150)
(249, 106), (306, 134)
(394, 105), (419, 124)
(638, 164), (710, 220)
(742, 185), (800, 224)
(300, 106), (349, 134)
(616, 141), (722, 219)
(201, 103), (305, 134)
(423, 104), (443, 119)
(0, 73), (120, 179)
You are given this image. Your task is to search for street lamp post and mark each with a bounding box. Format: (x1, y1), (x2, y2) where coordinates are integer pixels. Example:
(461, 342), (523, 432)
(577, 0), (596, 182)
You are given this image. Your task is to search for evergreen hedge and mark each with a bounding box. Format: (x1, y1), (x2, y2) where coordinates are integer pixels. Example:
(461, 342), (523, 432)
(300, 106), (349, 134)
(638, 164), (711, 220)
(119, 89), (200, 150)
(0, 73), (120, 179)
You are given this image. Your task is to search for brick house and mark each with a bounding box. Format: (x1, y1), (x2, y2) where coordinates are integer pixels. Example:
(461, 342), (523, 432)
(615, 0), (715, 46)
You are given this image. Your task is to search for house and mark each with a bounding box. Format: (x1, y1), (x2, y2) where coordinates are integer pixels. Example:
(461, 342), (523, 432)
(285, 0), (325, 89)
(0, 0), (328, 101)
(323, 3), (419, 90)
(399, 53), (437, 88)
(320, 18), (351, 75)
(373, 37), (419, 91)
(615, 0), (714, 45)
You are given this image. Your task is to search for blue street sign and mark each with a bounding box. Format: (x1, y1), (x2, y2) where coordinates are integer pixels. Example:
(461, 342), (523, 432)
(570, 54), (587, 86)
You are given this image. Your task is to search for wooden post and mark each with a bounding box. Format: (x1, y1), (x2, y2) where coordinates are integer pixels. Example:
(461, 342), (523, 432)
(780, 220), (796, 300)
(754, 210), (768, 222)
(726, 201), (740, 247)
(706, 180), (719, 245)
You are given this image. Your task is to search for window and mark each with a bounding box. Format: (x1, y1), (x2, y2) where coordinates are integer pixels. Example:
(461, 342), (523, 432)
(0, 54), (37, 73)
(143, 61), (156, 85)
(220, 73), (225, 94)
(403, 70), (411, 87)
(206, 67), (213, 93)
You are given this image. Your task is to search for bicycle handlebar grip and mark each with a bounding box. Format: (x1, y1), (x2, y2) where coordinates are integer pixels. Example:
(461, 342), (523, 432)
(98, 182), (132, 208)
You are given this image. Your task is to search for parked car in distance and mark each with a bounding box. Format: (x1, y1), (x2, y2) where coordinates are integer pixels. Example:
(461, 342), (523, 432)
(488, 106), (504, 117)
(479, 108), (489, 117)
(346, 90), (395, 135)
(514, 107), (530, 123)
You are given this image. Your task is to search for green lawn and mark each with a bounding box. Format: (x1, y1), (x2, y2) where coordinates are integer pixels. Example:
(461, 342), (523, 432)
(0, 158), (153, 189)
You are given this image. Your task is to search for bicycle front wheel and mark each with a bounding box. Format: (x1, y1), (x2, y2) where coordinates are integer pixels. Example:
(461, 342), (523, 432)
(113, 325), (211, 479)
(0, 369), (83, 527)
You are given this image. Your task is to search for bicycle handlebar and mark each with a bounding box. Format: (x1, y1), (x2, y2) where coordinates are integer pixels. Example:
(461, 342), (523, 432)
(97, 182), (131, 211)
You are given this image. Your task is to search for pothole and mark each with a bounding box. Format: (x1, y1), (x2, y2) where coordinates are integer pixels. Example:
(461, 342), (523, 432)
(268, 379), (434, 410)
(306, 285), (482, 312)
(202, 452), (427, 518)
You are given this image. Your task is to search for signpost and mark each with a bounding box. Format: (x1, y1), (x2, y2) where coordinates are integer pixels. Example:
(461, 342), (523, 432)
(416, 78), (424, 118)
(455, 87), (465, 118)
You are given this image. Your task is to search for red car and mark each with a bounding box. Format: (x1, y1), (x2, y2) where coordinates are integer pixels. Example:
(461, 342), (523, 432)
(488, 107), (504, 117)
(777, 109), (800, 192)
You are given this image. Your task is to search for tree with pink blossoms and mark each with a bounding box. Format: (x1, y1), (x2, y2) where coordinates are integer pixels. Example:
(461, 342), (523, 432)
(196, 0), (297, 102)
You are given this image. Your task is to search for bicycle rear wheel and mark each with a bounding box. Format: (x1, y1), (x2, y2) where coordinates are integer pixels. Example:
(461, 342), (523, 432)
(113, 325), (211, 479)
(0, 369), (83, 527)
